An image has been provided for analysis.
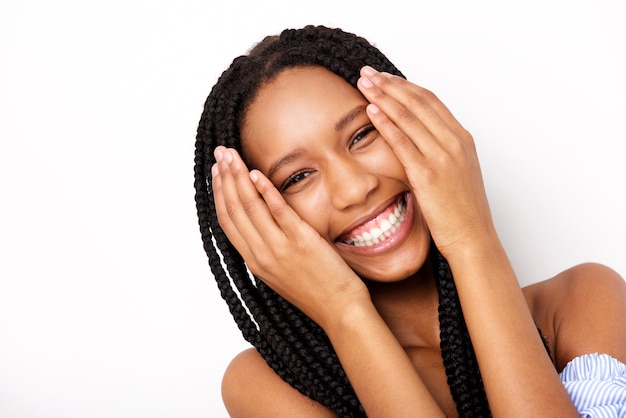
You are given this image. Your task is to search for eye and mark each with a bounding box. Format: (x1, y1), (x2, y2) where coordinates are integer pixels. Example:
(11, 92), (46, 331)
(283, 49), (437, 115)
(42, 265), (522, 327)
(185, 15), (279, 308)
(349, 124), (377, 149)
(279, 170), (312, 193)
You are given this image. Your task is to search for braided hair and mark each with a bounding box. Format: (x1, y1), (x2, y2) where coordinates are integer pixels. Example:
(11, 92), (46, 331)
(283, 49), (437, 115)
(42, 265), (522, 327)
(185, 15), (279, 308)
(194, 25), (492, 417)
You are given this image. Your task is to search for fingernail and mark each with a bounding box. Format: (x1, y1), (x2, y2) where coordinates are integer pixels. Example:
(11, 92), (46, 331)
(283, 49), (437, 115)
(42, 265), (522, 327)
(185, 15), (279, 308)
(359, 76), (373, 88)
(214, 147), (223, 161)
(367, 103), (380, 114)
(224, 150), (233, 164)
(211, 164), (218, 177)
(362, 65), (377, 77)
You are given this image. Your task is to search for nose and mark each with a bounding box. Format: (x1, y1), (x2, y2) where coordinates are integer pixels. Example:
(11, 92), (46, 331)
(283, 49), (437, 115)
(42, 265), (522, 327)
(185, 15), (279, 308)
(328, 157), (378, 210)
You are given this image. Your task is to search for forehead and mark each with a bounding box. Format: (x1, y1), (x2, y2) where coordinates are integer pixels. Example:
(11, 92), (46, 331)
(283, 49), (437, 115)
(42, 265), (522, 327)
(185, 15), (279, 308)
(241, 66), (366, 169)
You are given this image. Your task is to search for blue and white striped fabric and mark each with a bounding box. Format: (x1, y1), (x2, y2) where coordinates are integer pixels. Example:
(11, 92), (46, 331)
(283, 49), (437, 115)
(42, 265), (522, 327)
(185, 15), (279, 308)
(559, 353), (626, 417)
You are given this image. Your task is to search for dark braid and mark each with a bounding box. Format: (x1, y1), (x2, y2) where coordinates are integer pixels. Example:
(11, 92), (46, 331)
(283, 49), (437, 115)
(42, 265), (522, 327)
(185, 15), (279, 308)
(434, 247), (491, 417)
(195, 25), (501, 416)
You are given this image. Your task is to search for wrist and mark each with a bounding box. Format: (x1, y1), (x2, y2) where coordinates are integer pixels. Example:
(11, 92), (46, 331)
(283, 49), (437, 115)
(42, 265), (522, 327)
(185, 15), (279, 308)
(319, 291), (377, 338)
(438, 224), (503, 265)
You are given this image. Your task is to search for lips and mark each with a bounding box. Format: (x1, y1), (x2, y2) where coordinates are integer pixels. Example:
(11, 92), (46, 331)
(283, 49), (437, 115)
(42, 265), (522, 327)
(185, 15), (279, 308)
(337, 194), (408, 247)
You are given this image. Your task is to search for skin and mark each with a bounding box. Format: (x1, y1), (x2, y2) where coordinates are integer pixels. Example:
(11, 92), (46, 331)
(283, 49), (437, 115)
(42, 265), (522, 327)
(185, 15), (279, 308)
(212, 66), (626, 417)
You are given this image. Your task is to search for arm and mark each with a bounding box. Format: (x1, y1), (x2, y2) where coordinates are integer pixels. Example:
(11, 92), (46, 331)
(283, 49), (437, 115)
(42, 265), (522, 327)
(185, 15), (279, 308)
(538, 263), (626, 370)
(357, 66), (580, 417)
(447, 238), (579, 416)
(213, 147), (445, 416)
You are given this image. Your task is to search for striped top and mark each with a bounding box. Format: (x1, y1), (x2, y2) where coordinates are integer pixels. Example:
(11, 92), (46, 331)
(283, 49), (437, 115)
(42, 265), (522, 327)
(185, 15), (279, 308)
(559, 353), (626, 417)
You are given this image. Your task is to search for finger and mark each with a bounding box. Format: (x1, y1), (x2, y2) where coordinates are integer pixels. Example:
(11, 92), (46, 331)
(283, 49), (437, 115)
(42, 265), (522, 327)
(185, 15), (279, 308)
(227, 148), (312, 244)
(362, 66), (469, 142)
(369, 71), (478, 163)
(214, 147), (269, 252)
(220, 147), (310, 250)
(359, 67), (471, 153)
(364, 102), (427, 169)
(248, 168), (314, 240)
(358, 72), (448, 158)
(211, 159), (253, 257)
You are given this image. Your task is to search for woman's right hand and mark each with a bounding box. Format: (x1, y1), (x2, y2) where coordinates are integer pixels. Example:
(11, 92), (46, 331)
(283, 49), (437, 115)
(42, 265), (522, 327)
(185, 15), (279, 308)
(212, 146), (370, 328)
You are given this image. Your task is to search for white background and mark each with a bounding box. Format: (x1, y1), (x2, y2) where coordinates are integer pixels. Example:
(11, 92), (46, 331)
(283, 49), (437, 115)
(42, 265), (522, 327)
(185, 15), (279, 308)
(1, 0), (625, 417)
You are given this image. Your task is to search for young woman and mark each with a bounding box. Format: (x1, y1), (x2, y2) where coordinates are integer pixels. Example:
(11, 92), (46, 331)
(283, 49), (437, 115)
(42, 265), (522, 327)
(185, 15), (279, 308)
(194, 25), (626, 417)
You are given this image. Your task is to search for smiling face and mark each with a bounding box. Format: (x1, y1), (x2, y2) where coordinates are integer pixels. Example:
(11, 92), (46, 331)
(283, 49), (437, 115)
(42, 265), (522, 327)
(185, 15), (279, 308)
(241, 66), (431, 282)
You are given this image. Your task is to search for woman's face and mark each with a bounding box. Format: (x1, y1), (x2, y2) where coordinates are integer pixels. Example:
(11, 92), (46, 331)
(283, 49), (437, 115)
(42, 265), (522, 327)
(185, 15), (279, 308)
(241, 66), (431, 282)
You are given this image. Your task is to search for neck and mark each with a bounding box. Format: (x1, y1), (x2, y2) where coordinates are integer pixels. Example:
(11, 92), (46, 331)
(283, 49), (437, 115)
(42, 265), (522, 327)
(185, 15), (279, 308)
(364, 257), (441, 350)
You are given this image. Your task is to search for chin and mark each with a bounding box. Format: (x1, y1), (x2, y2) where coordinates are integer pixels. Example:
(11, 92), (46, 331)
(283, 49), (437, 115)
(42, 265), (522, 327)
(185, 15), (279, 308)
(350, 244), (431, 283)
(359, 265), (425, 283)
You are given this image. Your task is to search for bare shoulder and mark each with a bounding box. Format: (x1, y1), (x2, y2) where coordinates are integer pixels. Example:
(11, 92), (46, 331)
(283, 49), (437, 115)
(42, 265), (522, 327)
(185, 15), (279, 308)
(222, 348), (337, 418)
(523, 263), (626, 371)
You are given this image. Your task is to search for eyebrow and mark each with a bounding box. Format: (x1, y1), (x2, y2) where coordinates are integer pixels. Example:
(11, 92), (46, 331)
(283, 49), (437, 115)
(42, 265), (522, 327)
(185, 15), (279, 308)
(266, 105), (368, 180)
(335, 104), (367, 132)
(267, 148), (307, 181)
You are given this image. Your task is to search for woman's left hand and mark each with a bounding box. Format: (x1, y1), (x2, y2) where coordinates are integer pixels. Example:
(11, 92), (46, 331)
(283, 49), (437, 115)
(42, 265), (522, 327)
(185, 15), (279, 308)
(357, 66), (497, 257)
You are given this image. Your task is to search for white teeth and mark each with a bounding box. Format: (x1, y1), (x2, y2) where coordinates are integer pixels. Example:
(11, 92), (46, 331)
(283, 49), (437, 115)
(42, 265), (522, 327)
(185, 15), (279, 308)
(344, 199), (407, 247)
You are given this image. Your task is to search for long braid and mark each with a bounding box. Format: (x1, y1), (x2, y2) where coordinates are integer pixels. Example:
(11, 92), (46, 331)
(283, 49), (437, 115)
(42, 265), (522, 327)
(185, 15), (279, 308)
(434, 247), (492, 417)
(194, 25), (503, 416)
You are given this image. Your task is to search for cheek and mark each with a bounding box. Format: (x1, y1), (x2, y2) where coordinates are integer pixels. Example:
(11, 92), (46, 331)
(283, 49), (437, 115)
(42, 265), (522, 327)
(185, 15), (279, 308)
(364, 142), (408, 180)
(284, 188), (333, 238)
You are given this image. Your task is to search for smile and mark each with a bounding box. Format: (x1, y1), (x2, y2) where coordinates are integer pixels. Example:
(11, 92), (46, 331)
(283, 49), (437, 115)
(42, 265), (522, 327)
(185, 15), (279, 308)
(339, 194), (408, 248)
